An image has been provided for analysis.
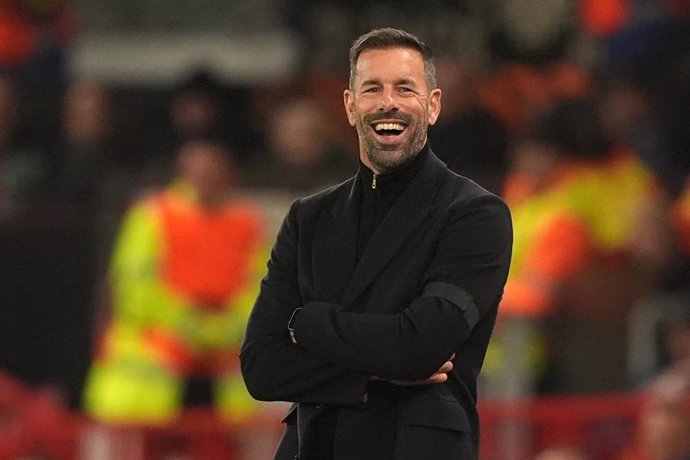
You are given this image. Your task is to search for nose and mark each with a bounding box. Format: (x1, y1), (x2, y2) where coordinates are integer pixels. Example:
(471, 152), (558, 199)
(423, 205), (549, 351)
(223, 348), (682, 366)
(378, 88), (398, 112)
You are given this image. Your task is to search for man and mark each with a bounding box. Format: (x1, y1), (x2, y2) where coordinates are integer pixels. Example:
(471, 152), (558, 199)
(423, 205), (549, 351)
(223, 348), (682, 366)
(240, 28), (512, 460)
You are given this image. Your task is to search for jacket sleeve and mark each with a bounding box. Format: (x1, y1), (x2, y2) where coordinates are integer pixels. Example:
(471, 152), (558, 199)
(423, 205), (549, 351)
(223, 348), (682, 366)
(293, 197), (513, 381)
(240, 200), (370, 405)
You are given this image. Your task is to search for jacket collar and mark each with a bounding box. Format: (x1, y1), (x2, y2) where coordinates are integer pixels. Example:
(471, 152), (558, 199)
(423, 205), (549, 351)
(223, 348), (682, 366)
(312, 148), (448, 308)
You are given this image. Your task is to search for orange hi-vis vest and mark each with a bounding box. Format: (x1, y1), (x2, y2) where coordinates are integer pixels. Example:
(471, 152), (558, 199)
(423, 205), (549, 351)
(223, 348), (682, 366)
(501, 162), (597, 318)
(501, 151), (658, 318)
(83, 185), (268, 424)
(96, 185), (267, 375)
(156, 191), (262, 309)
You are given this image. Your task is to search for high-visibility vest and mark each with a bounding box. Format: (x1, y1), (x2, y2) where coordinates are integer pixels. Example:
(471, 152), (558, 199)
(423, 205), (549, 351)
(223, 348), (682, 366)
(157, 189), (263, 309)
(501, 152), (658, 318)
(102, 183), (268, 372)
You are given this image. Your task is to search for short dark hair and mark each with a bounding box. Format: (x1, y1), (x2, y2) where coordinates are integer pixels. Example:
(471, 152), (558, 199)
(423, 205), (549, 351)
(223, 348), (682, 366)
(348, 28), (437, 90)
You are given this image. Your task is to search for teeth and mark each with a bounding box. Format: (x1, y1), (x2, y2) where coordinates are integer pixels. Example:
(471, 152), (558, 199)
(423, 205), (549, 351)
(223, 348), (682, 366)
(374, 123), (404, 132)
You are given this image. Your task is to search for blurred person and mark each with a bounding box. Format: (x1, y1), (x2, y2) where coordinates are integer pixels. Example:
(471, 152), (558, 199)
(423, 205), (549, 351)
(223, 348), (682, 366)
(429, 56), (509, 194)
(622, 362), (690, 460)
(657, 295), (690, 375)
(240, 28), (512, 460)
(0, 75), (50, 216)
(0, 371), (70, 459)
(482, 98), (659, 396)
(626, 178), (690, 385)
(245, 97), (353, 194)
(51, 78), (135, 265)
(52, 80), (119, 206)
(598, 74), (686, 198)
(168, 71), (223, 143)
(477, 61), (593, 136)
(144, 69), (252, 186)
(487, 0), (577, 64)
(535, 445), (590, 460)
(0, 0), (78, 85)
(82, 140), (269, 426)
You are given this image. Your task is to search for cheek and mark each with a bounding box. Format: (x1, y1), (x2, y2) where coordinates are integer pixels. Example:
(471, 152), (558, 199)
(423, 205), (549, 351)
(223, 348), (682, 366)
(356, 97), (379, 114)
(348, 101), (366, 126)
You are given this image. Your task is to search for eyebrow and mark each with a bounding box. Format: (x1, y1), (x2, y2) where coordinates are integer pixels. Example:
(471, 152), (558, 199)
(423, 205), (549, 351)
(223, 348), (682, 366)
(359, 77), (418, 88)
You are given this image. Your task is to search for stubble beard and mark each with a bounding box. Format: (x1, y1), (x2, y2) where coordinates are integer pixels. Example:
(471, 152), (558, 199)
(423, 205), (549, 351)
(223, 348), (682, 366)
(357, 111), (428, 173)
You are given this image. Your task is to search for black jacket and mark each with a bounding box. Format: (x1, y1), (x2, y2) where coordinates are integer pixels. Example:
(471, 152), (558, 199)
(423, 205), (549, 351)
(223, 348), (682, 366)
(240, 149), (512, 460)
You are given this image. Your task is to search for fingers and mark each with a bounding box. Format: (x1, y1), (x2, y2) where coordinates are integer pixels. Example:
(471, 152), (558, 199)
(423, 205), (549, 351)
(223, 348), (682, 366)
(389, 358), (454, 386)
(383, 352), (457, 386)
(425, 372), (449, 384)
(438, 360), (453, 374)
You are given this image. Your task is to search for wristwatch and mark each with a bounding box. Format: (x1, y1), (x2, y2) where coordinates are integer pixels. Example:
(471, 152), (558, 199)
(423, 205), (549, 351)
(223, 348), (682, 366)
(287, 307), (303, 344)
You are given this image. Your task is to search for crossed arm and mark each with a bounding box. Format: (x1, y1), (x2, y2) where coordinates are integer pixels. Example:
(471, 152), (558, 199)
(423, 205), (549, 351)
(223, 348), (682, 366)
(240, 197), (512, 405)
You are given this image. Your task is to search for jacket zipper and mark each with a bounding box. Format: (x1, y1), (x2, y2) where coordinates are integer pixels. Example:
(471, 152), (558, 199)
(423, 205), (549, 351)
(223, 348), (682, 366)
(371, 174), (377, 189)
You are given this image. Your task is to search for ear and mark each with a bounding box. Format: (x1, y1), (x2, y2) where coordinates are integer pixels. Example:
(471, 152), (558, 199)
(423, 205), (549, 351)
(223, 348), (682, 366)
(343, 89), (356, 127)
(427, 88), (442, 126)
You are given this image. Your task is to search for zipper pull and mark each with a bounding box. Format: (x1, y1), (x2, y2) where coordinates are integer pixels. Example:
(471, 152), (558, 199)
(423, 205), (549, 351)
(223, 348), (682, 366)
(371, 174), (377, 189)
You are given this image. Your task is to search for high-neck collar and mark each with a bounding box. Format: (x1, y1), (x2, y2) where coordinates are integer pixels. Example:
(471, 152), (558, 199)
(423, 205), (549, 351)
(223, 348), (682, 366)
(357, 143), (430, 190)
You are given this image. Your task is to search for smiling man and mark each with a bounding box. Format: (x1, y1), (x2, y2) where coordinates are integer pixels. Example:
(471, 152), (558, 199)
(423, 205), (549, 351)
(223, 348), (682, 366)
(240, 28), (513, 460)
(345, 43), (441, 175)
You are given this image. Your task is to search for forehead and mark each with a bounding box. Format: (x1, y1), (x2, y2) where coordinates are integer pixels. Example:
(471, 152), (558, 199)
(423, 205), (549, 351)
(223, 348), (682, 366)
(354, 47), (426, 84)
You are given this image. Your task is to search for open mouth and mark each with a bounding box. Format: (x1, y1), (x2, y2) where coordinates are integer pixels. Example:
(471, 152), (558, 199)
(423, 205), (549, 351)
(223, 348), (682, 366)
(371, 121), (407, 138)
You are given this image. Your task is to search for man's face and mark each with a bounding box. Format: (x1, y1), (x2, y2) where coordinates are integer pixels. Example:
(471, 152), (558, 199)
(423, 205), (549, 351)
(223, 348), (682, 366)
(344, 47), (441, 173)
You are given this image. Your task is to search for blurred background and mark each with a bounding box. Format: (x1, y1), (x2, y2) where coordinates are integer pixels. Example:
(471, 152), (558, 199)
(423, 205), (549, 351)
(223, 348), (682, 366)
(1, 0), (690, 459)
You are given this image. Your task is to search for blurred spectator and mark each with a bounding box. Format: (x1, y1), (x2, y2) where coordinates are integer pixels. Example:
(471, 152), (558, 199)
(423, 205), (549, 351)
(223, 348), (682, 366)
(144, 69), (257, 186)
(279, 0), (460, 73)
(82, 140), (269, 426)
(482, 98), (659, 395)
(245, 97), (354, 194)
(0, 371), (73, 459)
(598, 74), (685, 198)
(249, 67), (357, 164)
(488, 0), (578, 64)
(656, 294), (690, 378)
(628, 289), (690, 388)
(622, 362), (690, 460)
(477, 61), (593, 136)
(51, 80), (118, 207)
(429, 56), (508, 194)
(625, 163), (690, 389)
(0, 75), (50, 217)
(46, 79), (142, 336)
(0, 0), (78, 85)
(586, 0), (690, 197)
(535, 445), (590, 460)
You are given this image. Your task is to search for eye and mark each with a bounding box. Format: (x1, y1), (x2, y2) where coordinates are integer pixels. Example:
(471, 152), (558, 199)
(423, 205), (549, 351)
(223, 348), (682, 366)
(363, 87), (380, 93)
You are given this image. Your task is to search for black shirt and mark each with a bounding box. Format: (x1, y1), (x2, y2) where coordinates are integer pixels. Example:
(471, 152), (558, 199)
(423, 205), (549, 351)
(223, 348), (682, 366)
(314, 143), (431, 459)
(356, 144), (430, 260)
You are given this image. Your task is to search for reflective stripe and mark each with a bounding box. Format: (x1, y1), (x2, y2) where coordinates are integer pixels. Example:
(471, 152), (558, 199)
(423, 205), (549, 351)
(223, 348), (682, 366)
(422, 281), (481, 330)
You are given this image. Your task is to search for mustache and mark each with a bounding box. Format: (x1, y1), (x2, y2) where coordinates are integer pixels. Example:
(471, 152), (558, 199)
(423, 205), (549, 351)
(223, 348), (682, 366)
(363, 111), (413, 125)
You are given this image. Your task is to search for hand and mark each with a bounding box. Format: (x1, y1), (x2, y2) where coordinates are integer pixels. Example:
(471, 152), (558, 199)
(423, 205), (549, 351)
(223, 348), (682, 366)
(380, 353), (455, 386)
